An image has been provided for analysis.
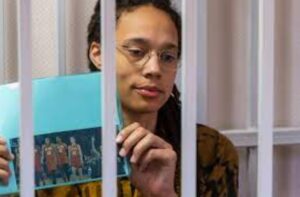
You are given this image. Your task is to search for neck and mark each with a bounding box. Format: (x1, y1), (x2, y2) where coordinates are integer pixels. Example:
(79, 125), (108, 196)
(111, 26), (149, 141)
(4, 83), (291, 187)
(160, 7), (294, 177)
(122, 109), (158, 133)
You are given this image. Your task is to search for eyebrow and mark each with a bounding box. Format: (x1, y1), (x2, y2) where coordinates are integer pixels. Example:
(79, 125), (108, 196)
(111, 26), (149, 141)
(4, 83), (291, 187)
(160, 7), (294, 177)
(122, 38), (178, 50)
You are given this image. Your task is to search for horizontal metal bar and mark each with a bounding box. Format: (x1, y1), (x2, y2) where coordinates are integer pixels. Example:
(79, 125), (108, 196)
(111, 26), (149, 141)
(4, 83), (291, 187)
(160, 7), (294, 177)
(221, 127), (300, 147)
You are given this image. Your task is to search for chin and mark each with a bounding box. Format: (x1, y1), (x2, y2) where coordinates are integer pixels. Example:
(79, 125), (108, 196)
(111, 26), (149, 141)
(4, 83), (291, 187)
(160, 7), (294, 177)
(121, 93), (169, 114)
(136, 104), (162, 113)
(123, 101), (162, 114)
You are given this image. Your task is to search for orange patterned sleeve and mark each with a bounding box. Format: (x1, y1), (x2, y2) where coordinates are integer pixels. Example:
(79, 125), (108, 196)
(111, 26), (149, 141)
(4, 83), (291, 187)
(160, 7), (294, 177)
(197, 125), (239, 197)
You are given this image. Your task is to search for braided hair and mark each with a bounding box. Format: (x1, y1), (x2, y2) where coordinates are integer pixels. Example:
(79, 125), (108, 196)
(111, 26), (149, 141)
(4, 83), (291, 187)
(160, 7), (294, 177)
(87, 0), (182, 191)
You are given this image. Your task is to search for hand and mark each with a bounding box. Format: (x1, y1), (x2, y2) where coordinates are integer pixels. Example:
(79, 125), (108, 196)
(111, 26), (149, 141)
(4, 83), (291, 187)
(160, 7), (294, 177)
(116, 123), (177, 197)
(0, 137), (14, 185)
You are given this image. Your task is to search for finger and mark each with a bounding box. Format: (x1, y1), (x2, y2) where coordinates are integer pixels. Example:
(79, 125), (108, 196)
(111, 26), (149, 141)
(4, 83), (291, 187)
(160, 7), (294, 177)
(0, 168), (10, 185)
(0, 145), (13, 161)
(119, 127), (147, 157)
(130, 133), (172, 163)
(0, 157), (10, 173)
(0, 137), (6, 145)
(116, 122), (140, 143)
(139, 149), (177, 172)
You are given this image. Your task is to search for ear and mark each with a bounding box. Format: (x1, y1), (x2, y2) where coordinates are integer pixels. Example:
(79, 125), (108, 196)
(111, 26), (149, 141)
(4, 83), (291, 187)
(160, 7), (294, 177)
(89, 42), (101, 70)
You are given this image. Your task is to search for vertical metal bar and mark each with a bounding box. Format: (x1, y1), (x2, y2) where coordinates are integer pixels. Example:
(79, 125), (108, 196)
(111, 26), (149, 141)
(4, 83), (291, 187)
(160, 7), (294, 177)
(197, 0), (207, 124)
(55, 0), (66, 75)
(246, 1), (259, 196)
(238, 148), (248, 197)
(17, 0), (34, 196)
(248, 147), (258, 197)
(0, 0), (4, 84)
(101, 0), (117, 196)
(246, 0), (259, 129)
(181, 0), (198, 196)
(257, 0), (275, 196)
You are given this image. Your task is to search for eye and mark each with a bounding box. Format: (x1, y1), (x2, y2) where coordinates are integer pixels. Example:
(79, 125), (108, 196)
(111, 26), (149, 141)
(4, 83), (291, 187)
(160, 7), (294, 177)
(160, 51), (178, 64)
(123, 46), (146, 59)
(128, 49), (145, 58)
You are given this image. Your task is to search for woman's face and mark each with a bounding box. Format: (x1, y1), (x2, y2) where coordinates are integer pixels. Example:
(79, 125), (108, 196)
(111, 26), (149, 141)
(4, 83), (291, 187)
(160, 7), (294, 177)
(91, 5), (179, 114)
(116, 5), (179, 114)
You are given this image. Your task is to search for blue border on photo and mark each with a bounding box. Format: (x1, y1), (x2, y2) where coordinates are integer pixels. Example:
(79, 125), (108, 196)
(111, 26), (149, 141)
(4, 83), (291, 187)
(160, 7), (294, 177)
(0, 73), (129, 195)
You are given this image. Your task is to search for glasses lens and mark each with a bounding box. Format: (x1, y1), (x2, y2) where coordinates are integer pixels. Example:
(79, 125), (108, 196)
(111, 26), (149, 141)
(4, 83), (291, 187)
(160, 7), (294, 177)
(118, 45), (179, 70)
(159, 51), (178, 70)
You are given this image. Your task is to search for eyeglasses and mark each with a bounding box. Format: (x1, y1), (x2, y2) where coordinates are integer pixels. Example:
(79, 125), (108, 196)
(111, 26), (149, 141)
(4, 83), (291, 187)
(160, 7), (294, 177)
(116, 44), (180, 71)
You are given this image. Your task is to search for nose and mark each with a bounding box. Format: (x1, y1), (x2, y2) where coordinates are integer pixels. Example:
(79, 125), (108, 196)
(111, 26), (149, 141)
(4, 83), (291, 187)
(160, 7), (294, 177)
(141, 53), (162, 79)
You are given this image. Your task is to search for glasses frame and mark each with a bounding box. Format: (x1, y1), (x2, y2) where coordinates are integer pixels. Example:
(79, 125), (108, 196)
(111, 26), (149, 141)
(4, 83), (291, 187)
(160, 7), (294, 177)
(116, 44), (181, 71)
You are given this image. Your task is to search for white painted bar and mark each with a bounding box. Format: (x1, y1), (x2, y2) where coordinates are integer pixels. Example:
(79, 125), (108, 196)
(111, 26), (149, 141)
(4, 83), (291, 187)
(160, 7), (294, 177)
(222, 127), (300, 147)
(181, 0), (198, 196)
(197, 0), (208, 124)
(101, 0), (117, 196)
(17, 0), (34, 196)
(55, 0), (66, 75)
(248, 147), (258, 197)
(246, 0), (259, 129)
(0, 0), (4, 84)
(257, 0), (275, 196)
(238, 149), (249, 197)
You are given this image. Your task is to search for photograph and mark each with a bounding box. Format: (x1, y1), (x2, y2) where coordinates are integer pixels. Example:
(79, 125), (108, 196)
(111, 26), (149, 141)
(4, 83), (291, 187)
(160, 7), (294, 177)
(9, 127), (127, 188)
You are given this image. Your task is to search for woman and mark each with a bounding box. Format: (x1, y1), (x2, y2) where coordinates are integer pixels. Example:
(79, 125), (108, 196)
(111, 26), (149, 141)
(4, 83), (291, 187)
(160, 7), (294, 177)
(41, 137), (58, 185)
(55, 136), (70, 182)
(34, 145), (46, 187)
(68, 136), (84, 181)
(0, 0), (238, 196)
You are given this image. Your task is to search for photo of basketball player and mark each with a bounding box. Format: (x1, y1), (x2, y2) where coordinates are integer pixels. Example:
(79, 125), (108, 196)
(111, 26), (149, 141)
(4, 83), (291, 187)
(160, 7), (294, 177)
(35, 145), (45, 186)
(85, 136), (101, 178)
(6, 127), (127, 190)
(55, 136), (70, 182)
(68, 136), (83, 181)
(41, 137), (58, 185)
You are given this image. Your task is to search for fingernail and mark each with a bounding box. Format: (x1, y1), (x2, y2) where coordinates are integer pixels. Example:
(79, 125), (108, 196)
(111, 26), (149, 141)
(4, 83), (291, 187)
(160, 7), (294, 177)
(119, 148), (126, 157)
(130, 156), (136, 163)
(116, 135), (123, 143)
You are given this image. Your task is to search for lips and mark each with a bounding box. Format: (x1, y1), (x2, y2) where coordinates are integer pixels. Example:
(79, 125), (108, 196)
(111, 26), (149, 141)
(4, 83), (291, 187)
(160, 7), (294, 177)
(134, 85), (163, 98)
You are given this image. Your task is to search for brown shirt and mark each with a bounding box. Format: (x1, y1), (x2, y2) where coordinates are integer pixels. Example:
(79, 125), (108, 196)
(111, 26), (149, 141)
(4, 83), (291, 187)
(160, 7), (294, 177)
(196, 125), (238, 197)
(13, 125), (238, 197)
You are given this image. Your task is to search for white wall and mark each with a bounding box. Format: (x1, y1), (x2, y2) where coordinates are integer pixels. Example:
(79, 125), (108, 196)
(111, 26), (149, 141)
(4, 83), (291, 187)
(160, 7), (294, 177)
(2, 0), (97, 82)
(206, 0), (300, 196)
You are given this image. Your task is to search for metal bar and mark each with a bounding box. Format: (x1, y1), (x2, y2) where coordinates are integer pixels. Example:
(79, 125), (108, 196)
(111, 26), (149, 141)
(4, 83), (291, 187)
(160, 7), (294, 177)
(246, 0), (259, 129)
(17, 0), (34, 196)
(248, 147), (258, 197)
(257, 0), (275, 196)
(222, 128), (300, 147)
(101, 0), (117, 196)
(55, 0), (66, 75)
(181, 0), (198, 196)
(245, 2), (260, 196)
(237, 148), (249, 197)
(0, 0), (4, 84)
(197, 0), (208, 124)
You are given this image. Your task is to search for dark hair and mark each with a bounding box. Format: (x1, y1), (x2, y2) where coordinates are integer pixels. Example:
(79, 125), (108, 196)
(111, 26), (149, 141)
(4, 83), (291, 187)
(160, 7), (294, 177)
(87, 0), (182, 192)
